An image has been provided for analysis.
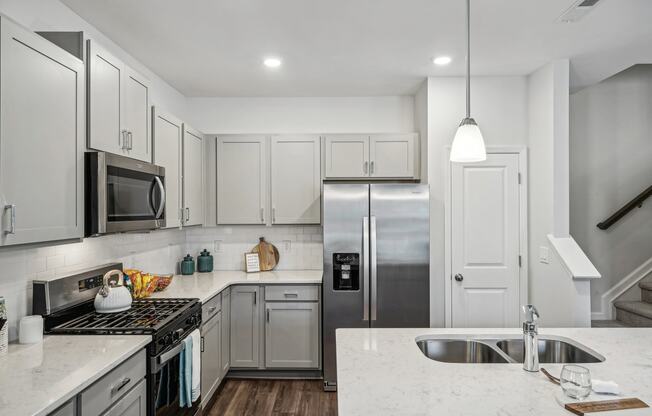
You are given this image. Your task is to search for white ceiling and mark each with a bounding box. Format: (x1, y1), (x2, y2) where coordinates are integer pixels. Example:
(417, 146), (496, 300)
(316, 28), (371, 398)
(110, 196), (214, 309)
(60, 0), (652, 97)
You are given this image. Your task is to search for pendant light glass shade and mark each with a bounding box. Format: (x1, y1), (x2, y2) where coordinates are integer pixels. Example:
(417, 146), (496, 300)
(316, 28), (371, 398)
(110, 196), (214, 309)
(450, 0), (486, 163)
(450, 118), (486, 162)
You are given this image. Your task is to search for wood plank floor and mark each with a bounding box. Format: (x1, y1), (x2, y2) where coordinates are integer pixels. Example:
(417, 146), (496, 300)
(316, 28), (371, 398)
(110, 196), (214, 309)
(205, 379), (338, 416)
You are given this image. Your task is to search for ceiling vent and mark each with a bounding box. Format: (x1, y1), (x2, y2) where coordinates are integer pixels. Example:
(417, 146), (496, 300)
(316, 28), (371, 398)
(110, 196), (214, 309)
(557, 0), (602, 23)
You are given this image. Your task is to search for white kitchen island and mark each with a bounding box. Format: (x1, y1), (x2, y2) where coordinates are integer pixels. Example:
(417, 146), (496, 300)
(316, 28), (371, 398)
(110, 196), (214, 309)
(336, 327), (652, 415)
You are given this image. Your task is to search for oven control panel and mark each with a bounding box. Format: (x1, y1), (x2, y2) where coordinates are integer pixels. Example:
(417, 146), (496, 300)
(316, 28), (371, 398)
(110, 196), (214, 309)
(78, 275), (104, 292)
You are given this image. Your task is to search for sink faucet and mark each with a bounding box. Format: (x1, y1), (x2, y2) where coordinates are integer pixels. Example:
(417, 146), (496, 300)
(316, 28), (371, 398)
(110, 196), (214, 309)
(522, 304), (540, 372)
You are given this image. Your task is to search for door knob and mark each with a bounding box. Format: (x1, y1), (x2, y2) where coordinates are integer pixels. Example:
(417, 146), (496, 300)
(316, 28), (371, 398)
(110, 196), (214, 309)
(454, 274), (464, 282)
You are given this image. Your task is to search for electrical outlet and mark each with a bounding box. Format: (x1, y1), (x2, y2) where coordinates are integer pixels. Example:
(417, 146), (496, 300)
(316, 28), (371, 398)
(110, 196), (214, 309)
(214, 240), (223, 253)
(539, 246), (550, 264)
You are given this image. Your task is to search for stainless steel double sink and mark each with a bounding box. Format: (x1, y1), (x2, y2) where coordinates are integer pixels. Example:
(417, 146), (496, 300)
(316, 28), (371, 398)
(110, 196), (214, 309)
(416, 335), (605, 364)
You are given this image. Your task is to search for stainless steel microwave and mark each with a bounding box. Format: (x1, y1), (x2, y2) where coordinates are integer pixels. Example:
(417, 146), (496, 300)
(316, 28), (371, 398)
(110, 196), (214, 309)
(85, 152), (166, 236)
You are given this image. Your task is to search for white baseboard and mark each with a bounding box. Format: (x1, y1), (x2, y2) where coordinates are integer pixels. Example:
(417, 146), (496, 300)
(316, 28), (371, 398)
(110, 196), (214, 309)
(593, 256), (652, 320)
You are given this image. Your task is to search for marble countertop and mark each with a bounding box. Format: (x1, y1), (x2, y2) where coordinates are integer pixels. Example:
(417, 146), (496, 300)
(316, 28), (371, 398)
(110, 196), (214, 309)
(151, 269), (323, 303)
(0, 335), (151, 416)
(336, 327), (652, 416)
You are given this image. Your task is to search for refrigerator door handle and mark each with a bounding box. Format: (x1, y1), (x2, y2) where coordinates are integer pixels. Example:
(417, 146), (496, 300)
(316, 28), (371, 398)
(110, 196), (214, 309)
(362, 216), (370, 321)
(370, 215), (378, 321)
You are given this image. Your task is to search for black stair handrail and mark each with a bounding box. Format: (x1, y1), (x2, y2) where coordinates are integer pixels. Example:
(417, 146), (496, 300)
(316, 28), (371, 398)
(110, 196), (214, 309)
(597, 185), (652, 230)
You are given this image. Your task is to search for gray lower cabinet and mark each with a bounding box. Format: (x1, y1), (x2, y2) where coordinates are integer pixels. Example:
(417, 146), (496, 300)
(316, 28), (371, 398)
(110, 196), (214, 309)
(49, 400), (76, 416)
(265, 302), (320, 369)
(221, 288), (231, 374)
(101, 379), (147, 416)
(201, 309), (222, 407)
(230, 286), (261, 368)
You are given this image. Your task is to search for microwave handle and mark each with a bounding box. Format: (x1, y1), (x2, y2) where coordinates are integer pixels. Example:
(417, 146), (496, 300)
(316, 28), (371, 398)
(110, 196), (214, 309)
(153, 176), (166, 219)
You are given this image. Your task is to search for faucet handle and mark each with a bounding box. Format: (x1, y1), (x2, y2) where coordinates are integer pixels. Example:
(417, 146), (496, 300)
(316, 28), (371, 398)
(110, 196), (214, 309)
(522, 304), (539, 323)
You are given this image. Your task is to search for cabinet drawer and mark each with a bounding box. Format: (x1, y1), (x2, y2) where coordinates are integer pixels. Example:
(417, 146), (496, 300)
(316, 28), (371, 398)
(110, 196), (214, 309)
(202, 293), (222, 323)
(80, 349), (146, 416)
(265, 285), (319, 301)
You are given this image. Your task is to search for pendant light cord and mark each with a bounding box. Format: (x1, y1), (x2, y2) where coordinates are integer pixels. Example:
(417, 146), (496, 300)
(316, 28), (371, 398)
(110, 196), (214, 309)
(466, 0), (471, 119)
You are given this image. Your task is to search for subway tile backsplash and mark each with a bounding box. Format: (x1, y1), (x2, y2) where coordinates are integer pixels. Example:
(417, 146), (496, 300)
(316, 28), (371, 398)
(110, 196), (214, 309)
(0, 225), (323, 341)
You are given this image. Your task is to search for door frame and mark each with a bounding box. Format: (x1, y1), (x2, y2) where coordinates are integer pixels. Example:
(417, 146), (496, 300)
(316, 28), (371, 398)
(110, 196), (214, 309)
(444, 146), (529, 328)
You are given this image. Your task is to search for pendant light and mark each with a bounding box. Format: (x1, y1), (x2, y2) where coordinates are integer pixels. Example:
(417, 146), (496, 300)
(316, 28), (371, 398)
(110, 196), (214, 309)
(450, 0), (486, 163)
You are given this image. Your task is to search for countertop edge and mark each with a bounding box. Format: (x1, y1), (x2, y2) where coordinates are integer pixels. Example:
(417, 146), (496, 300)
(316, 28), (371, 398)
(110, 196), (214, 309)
(32, 335), (151, 416)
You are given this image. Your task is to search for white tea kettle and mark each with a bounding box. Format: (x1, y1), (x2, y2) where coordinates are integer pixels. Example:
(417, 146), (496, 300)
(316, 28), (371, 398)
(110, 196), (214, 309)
(94, 270), (132, 313)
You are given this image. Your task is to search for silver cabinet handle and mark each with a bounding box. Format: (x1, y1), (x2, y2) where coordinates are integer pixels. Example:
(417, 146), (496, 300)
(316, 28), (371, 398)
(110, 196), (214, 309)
(283, 291), (299, 298)
(370, 215), (377, 321)
(201, 336), (205, 352)
(362, 216), (369, 321)
(208, 306), (217, 313)
(260, 207), (264, 222)
(370, 161), (375, 174)
(153, 176), (165, 219)
(4, 205), (15, 234)
(185, 207), (190, 223)
(363, 161), (369, 174)
(253, 291), (257, 305)
(128, 131), (133, 150)
(272, 207), (276, 223)
(120, 130), (128, 149)
(110, 377), (131, 397)
(266, 308), (270, 322)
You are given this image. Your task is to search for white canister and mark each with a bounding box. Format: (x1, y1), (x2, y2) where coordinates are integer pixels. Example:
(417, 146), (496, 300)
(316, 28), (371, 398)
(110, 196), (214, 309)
(19, 315), (43, 344)
(0, 297), (7, 355)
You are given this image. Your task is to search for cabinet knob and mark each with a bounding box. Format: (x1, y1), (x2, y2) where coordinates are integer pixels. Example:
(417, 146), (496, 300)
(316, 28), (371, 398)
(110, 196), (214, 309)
(454, 274), (464, 282)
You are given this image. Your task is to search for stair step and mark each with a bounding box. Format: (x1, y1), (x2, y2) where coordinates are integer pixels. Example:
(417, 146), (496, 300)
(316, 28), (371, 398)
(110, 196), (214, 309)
(639, 281), (652, 303)
(614, 301), (652, 327)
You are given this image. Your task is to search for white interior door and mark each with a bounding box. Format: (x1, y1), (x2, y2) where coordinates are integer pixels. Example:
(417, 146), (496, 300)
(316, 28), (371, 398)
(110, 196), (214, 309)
(153, 108), (182, 228)
(451, 153), (521, 328)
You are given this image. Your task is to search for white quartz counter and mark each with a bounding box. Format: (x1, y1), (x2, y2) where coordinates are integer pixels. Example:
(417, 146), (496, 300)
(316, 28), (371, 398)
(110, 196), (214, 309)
(336, 327), (652, 416)
(151, 269), (323, 303)
(0, 334), (150, 416)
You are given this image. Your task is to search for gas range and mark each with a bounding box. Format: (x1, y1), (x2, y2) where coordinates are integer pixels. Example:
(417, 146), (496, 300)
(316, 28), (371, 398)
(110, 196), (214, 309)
(33, 263), (202, 416)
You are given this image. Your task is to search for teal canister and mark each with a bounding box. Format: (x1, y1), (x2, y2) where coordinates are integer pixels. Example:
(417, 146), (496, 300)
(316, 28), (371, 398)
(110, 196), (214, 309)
(180, 254), (195, 275)
(197, 249), (213, 273)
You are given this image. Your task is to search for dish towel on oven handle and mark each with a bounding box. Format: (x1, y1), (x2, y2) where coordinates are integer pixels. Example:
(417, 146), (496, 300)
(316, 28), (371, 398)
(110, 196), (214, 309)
(179, 329), (201, 407)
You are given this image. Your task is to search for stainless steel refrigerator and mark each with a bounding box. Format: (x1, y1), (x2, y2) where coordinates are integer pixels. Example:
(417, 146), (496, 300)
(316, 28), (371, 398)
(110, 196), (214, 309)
(322, 183), (430, 390)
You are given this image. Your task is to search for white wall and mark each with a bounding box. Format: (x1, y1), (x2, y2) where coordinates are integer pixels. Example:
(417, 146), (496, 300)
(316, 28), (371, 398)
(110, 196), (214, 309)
(426, 76), (529, 327)
(0, 0), (189, 119)
(528, 60), (591, 327)
(185, 96), (415, 134)
(570, 64), (652, 313)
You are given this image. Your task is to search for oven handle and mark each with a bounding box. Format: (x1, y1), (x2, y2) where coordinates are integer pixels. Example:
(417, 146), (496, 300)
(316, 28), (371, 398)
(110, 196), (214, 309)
(151, 342), (184, 373)
(153, 176), (166, 220)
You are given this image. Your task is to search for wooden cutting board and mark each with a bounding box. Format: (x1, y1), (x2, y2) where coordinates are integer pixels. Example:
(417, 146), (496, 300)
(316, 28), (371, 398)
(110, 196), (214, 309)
(251, 237), (279, 271)
(565, 398), (649, 415)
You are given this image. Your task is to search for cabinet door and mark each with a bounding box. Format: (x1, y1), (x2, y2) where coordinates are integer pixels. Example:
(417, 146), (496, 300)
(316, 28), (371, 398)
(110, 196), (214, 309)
(230, 286), (260, 368)
(153, 108), (182, 228)
(102, 379), (147, 416)
(201, 311), (222, 406)
(217, 136), (267, 224)
(265, 302), (319, 369)
(221, 288), (231, 375)
(87, 40), (125, 155)
(48, 400), (75, 416)
(270, 135), (321, 224)
(323, 135), (369, 178)
(369, 134), (417, 178)
(0, 18), (84, 246)
(123, 67), (151, 162)
(182, 125), (204, 226)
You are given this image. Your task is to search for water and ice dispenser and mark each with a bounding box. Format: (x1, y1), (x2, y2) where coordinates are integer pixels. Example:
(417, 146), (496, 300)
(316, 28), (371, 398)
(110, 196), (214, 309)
(332, 253), (360, 290)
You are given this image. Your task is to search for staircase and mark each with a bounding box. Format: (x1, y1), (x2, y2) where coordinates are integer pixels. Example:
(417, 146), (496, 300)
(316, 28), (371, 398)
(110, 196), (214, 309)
(614, 281), (652, 326)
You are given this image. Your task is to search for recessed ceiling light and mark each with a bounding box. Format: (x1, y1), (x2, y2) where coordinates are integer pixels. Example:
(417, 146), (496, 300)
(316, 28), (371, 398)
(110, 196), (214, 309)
(433, 56), (452, 66)
(263, 57), (282, 68)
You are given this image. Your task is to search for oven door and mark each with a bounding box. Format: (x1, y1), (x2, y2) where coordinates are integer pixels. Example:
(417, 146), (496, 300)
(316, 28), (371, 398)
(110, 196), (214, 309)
(87, 152), (166, 235)
(150, 343), (201, 416)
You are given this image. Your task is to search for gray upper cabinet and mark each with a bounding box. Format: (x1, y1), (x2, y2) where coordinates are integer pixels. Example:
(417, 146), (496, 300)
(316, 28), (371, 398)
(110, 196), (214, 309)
(270, 135), (321, 224)
(265, 301), (320, 369)
(217, 136), (268, 224)
(87, 39), (151, 163)
(323, 133), (419, 179)
(153, 108), (183, 228)
(0, 16), (84, 246)
(182, 125), (204, 226)
(230, 286), (261, 368)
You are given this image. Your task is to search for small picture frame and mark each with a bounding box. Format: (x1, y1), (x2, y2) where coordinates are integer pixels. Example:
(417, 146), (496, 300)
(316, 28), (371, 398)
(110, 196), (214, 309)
(245, 252), (261, 273)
